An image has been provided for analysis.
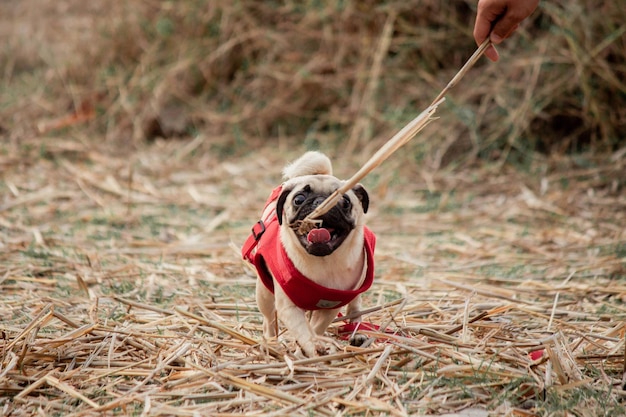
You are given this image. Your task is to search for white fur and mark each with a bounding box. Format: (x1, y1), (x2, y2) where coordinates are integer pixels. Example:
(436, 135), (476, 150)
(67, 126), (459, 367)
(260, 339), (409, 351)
(282, 151), (332, 179)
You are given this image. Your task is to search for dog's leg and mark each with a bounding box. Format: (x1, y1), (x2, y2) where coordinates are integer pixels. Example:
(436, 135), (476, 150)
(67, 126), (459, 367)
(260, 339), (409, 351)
(345, 295), (369, 347)
(274, 288), (323, 357)
(345, 295), (362, 323)
(309, 309), (340, 336)
(256, 282), (278, 339)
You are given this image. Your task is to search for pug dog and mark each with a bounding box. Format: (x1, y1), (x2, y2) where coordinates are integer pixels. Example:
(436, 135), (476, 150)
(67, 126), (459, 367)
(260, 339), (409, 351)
(242, 151), (376, 357)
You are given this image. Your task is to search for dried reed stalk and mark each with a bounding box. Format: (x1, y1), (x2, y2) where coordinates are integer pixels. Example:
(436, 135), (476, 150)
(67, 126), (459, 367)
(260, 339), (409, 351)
(298, 39), (492, 233)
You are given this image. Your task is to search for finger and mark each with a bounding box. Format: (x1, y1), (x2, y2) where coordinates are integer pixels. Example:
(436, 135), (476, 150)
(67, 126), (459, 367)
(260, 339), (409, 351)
(484, 44), (500, 62)
(491, 14), (522, 43)
(473, 16), (492, 46)
(473, 0), (507, 45)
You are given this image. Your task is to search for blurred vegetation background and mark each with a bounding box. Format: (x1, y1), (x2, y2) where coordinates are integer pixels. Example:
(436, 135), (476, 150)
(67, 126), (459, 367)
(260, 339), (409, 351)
(1, 0), (624, 168)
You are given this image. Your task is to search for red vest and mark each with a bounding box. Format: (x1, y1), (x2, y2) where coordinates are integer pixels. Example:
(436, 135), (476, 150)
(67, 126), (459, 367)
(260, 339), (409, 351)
(242, 186), (376, 310)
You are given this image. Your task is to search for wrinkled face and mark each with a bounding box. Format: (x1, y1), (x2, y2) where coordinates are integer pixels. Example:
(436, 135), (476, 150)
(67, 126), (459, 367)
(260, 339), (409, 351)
(276, 176), (369, 257)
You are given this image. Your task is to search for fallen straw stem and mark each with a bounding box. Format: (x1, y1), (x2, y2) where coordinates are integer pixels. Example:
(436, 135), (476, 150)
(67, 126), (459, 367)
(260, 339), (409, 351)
(298, 99), (441, 233)
(430, 38), (492, 107)
(298, 39), (492, 232)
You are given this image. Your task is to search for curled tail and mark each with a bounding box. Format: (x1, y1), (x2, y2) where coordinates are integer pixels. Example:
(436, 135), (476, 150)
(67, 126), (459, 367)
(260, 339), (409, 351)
(282, 151), (333, 179)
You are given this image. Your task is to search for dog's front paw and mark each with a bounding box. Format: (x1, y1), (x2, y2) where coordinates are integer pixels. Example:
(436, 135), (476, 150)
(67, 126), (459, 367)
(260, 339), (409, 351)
(298, 337), (330, 357)
(315, 340), (330, 356)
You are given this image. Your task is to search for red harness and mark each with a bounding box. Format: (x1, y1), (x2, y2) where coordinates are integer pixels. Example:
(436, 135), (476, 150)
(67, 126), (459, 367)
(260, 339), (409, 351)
(242, 186), (376, 310)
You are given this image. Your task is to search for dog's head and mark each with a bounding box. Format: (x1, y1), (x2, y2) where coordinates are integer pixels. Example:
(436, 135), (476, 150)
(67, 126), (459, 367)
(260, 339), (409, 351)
(275, 175), (369, 257)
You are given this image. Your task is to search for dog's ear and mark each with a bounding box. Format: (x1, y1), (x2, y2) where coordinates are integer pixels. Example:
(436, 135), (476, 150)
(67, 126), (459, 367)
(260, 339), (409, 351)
(275, 186), (293, 225)
(352, 184), (369, 213)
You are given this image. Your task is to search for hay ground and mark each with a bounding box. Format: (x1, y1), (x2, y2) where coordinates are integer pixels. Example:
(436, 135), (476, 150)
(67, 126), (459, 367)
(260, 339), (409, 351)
(1, 137), (625, 416)
(2, 0), (626, 416)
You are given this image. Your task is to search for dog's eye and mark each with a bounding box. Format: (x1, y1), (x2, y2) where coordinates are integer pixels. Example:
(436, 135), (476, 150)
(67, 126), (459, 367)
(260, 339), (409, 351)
(342, 195), (352, 209)
(293, 193), (306, 206)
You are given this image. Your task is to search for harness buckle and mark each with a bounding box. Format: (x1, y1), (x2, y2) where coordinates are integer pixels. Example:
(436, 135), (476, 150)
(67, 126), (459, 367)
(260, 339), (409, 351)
(252, 220), (266, 240)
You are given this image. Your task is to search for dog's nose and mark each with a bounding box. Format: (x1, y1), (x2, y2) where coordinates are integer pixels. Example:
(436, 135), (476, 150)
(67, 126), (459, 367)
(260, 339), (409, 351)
(312, 196), (325, 207)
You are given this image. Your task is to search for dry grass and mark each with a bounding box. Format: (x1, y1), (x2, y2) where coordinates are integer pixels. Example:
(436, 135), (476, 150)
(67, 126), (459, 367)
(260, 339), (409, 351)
(1, 136), (625, 416)
(1, 0), (626, 416)
(1, 0), (624, 161)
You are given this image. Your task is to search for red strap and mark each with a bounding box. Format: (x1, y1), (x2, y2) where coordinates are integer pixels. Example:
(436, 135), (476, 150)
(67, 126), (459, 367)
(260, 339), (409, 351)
(241, 186), (283, 262)
(335, 313), (394, 341)
(241, 220), (266, 261)
(337, 321), (382, 338)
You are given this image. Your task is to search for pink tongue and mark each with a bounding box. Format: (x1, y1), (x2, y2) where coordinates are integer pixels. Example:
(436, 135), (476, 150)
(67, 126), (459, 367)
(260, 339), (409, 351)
(307, 228), (331, 244)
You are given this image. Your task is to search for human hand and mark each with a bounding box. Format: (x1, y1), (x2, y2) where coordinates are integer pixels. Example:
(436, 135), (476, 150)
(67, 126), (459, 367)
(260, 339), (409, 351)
(473, 0), (539, 61)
